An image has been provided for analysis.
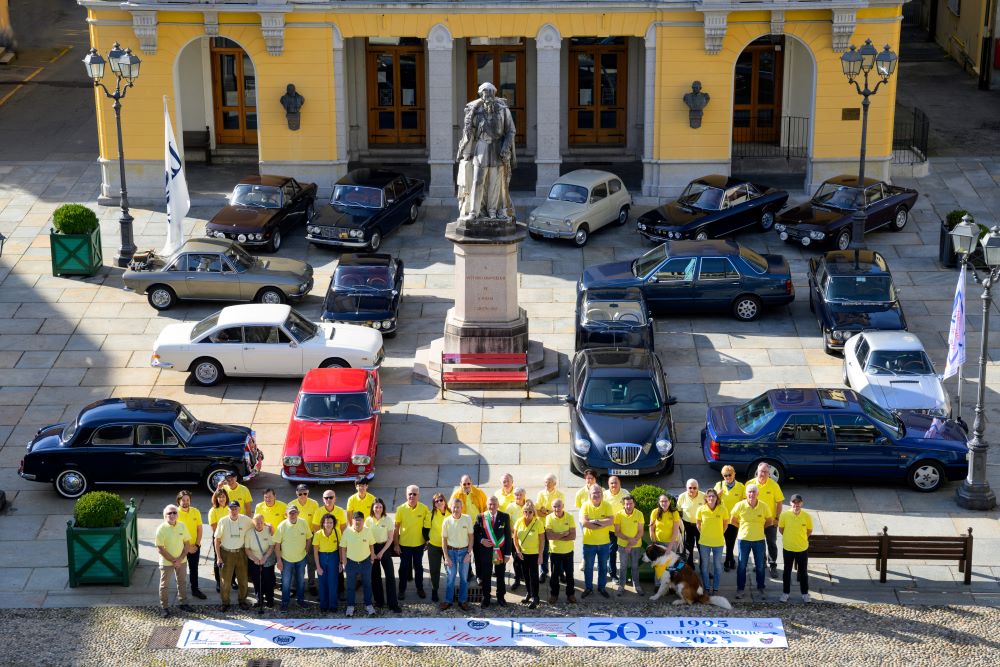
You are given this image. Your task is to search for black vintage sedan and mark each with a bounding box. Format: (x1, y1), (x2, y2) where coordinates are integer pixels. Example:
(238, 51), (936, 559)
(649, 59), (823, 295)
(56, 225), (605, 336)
(637, 175), (788, 242)
(307, 169), (425, 252)
(568, 348), (676, 478)
(774, 175), (918, 250)
(18, 398), (263, 499)
(575, 287), (654, 351)
(321, 253), (403, 336)
(807, 249), (906, 354)
(206, 175), (317, 252)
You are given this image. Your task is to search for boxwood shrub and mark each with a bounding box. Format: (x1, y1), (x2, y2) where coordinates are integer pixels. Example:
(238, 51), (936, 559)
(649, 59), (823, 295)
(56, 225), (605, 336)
(52, 204), (99, 235)
(73, 491), (126, 528)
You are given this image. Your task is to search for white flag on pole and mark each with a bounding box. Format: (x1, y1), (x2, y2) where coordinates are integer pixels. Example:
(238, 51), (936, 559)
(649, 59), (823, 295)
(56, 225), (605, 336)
(943, 263), (967, 379)
(163, 97), (189, 256)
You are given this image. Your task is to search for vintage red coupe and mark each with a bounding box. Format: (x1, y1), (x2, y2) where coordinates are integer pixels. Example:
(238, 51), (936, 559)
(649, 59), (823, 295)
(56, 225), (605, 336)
(281, 368), (381, 484)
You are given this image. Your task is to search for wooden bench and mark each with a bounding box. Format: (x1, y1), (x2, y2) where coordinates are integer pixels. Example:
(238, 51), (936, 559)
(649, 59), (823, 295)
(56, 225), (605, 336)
(440, 352), (529, 399)
(183, 126), (211, 165)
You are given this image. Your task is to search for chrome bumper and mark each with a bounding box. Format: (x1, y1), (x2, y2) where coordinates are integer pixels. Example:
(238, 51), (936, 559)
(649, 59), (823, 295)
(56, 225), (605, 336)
(527, 223), (575, 239)
(306, 234), (369, 248)
(150, 357), (175, 369)
(281, 470), (374, 484)
(18, 471), (35, 480)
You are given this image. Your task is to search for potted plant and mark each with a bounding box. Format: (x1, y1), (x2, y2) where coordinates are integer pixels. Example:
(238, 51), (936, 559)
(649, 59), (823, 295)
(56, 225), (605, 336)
(50, 203), (103, 277)
(939, 209), (988, 269)
(66, 492), (138, 587)
(630, 483), (672, 582)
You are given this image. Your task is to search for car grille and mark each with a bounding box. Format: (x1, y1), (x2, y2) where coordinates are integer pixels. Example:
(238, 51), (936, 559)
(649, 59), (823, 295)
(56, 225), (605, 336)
(319, 227), (353, 239)
(606, 443), (642, 465)
(306, 461), (348, 477)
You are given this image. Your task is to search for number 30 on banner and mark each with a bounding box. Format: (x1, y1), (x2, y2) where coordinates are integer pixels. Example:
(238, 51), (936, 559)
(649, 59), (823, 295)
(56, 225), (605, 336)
(586, 622), (648, 642)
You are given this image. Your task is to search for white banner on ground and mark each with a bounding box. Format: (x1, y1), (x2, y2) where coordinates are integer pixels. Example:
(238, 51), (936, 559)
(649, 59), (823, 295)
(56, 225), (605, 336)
(178, 617), (787, 649)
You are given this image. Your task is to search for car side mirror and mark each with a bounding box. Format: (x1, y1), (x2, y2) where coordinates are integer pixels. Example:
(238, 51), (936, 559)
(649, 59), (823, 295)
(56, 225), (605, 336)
(392, 289), (399, 296)
(876, 436), (889, 446)
(648, 276), (658, 284)
(565, 396), (577, 406)
(387, 198), (395, 204)
(666, 396), (678, 406)
(289, 341), (297, 348)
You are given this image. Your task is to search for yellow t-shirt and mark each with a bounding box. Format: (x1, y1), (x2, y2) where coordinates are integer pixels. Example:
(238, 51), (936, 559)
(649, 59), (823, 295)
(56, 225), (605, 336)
(441, 514), (474, 549)
(224, 483), (253, 514)
(536, 488), (565, 516)
(394, 502), (431, 548)
(342, 525), (374, 562)
(214, 514), (253, 551)
(289, 497), (320, 527)
(494, 488), (516, 511)
(778, 510), (813, 553)
(714, 480), (747, 514)
(749, 478), (785, 514)
(696, 503), (728, 548)
(605, 489), (627, 516)
(428, 510), (448, 548)
(208, 505), (228, 528)
(176, 506), (202, 547)
(274, 519), (313, 563)
(506, 502), (525, 527)
(312, 504), (347, 532)
(155, 522), (190, 566)
(614, 509), (644, 548)
(312, 529), (340, 553)
(730, 500), (773, 542)
(575, 485), (596, 509)
(514, 516), (543, 555)
(244, 526), (274, 560)
(254, 501), (287, 532)
(365, 515), (393, 544)
(677, 491), (706, 523)
(347, 492), (376, 519)
(450, 488), (487, 517)
(545, 512), (576, 555)
(650, 508), (681, 543)
(580, 500), (614, 546)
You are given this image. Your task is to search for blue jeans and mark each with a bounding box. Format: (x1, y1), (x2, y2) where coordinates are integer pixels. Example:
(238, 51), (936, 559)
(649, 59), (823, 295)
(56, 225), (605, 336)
(280, 557), (306, 608)
(444, 548), (470, 603)
(582, 542), (610, 591)
(699, 544), (724, 590)
(737, 539), (766, 592)
(317, 551), (340, 610)
(345, 558), (373, 607)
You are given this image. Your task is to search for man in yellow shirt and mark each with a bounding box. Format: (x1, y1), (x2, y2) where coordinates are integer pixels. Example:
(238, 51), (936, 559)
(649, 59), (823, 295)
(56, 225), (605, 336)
(394, 484), (430, 600)
(729, 483), (773, 599)
(750, 461), (785, 578)
(535, 473), (565, 583)
(613, 494), (644, 596)
(222, 472), (253, 517)
(155, 504), (194, 617)
(544, 499), (577, 603)
(288, 484), (320, 595)
(274, 504), (312, 611)
(346, 477), (375, 518)
(494, 473), (516, 511)
(254, 488), (287, 533)
(175, 490), (207, 600)
(579, 486), (614, 598)
(605, 475), (627, 583)
(714, 465), (746, 572)
(441, 496), (475, 611)
(340, 511), (376, 617)
(677, 479), (706, 565)
(778, 493), (813, 603)
(214, 500), (254, 611)
(450, 474), (488, 517)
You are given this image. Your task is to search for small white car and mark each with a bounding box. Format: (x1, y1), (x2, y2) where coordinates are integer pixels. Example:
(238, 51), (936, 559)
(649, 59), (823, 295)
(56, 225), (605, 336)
(151, 304), (384, 387)
(528, 169), (632, 247)
(843, 331), (950, 417)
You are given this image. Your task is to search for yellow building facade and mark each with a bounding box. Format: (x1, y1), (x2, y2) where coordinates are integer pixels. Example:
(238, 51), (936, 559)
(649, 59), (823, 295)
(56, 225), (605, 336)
(80, 0), (905, 201)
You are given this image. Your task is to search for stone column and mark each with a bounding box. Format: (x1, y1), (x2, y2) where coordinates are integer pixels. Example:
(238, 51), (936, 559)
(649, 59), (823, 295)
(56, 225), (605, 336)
(642, 24), (658, 198)
(427, 23), (455, 199)
(534, 24), (561, 197)
(331, 25), (348, 185)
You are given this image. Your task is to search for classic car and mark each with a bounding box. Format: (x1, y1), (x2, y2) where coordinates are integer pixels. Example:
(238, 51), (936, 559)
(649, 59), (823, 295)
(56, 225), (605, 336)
(843, 331), (950, 418)
(702, 387), (968, 492)
(807, 250), (906, 353)
(567, 348), (676, 477)
(281, 368), (382, 484)
(307, 168), (425, 252)
(321, 253), (403, 336)
(151, 304), (384, 387)
(205, 175), (317, 252)
(527, 169), (632, 246)
(579, 240), (794, 322)
(18, 398), (263, 499)
(123, 238), (313, 311)
(774, 175), (918, 250)
(575, 286), (654, 352)
(636, 175), (788, 242)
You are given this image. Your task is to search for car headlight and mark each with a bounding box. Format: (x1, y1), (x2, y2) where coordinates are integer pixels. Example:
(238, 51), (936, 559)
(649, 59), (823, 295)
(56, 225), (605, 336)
(283, 455), (302, 467)
(775, 223), (786, 232)
(809, 231), (826, 240)
(351, 455), (371, 465)
(638, 223), (646, 230)
(237, 233), (247, 243)
(927, 407), (950, 418)
(298, 282), (309, 291)
(573, 438), (591, 455)
(563, 218), (572, 226)
(256, 233), (264, 241)
(831, 330), (855, 341)
(655, 439), (674, 456)
(529, 214), (536, 222)
(382, 319), (393, 328)
(351, 229), (363, 238)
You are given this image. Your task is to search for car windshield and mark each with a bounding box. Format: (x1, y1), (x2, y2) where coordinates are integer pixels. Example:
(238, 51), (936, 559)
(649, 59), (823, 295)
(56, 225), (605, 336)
(284, 310), (318, 343)
(858, 393), (903, 437)
(582, 300), (646, 325)
(61, 417), (78, 444)
(225, 247), (253, 272)
(632, 244), (667, 277)
(678, 182), (724, 210)
(813, 183), (862, 210)
(334, 266), (391, 291)
(581, 377), (661, 413)
(231, 184), (282, 209)
(191, 311), (221, 342)
(866, 350), (934, 375)
(547, 183), (589, 204)
(739, 247), (768, 273)
(734, 394), (775, 434)
(332, 185), (383, 209)
(296, 392), (371, 421)
(826, 275), (895, 302)
(174, 406), (198, 440)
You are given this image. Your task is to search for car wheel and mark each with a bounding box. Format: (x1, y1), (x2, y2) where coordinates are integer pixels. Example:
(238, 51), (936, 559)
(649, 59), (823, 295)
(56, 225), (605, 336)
(54, 469), (89, 499)
(529, 231), (543, 241)
(760, 210), (775, 231)
(205, 467), (236, 494)
(267, 229), (282, 252)
(732, 294), (763, 322)
(368, 231), (382, 251)
(907, 460), (945, 492)
(747, 459), (785, 485)
(191, 358), (224, 387)
(406, 203), (419, 224)
(617, 206), (630, 226)
(694, 230), (709, 241)
(147, 285), (177, 311)
(891, 206), (909, 231)
(835, 229), (851, 250)
(320, 358), (349, 369)
(256, 287), (286, 305)
(574, 225), (589, 247)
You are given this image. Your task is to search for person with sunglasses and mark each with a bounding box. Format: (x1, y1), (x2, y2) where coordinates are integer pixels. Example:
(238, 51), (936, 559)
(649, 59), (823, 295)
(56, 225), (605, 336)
(512, 500), (545, 609)
(314, 489), (348, 603)
(175, 490), (207, 600)
(714, 465), (746, 572)
(288, 485), (321, 596)
(426, 492), (450, 603)
(155, 504), (194, 618)
(214, 500), (254, 612)
(274, 504), (313, 611)
(677, 479), (706, 565)
(394, 485), (430, 601)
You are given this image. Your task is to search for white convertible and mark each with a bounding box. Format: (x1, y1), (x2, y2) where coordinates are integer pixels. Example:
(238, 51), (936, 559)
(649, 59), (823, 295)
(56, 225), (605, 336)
(151, 304), (384, 386)
(843, 331), (950, 417)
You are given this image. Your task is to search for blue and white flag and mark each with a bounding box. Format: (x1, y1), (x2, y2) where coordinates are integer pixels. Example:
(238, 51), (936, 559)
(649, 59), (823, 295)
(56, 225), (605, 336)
(943, 264), (967, 379)
(163, 97), (189, 256)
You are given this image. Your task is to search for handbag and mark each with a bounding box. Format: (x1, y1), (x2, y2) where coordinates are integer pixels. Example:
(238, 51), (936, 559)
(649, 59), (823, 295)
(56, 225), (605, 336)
(253, 528), (276, 568)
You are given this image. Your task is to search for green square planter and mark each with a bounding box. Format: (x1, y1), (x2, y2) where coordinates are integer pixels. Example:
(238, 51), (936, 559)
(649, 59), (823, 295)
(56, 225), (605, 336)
(66, 499), (139, 587)
(50, 226), (103, 277)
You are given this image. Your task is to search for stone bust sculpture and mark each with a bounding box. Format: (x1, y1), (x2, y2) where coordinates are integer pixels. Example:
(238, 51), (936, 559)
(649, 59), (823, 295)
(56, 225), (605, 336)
(279, 83), (304, 131)
(683, 81), (710, 129)
(455, 81), (517, 221)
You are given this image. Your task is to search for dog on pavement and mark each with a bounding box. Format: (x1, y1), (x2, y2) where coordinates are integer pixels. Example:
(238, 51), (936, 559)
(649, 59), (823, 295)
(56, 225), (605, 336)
(642, 543), (732, 610)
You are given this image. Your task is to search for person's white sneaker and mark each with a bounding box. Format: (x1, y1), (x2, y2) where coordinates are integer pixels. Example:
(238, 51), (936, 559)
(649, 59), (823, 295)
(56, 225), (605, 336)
(801, 594), (811, 603)
(345, 606), (355, 617)
(365, 605), (375, 616)
(779, 593), (789, 603)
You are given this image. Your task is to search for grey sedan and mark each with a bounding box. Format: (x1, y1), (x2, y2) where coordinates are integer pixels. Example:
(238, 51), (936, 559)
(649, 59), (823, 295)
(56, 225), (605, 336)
(123, 238), (314, 311)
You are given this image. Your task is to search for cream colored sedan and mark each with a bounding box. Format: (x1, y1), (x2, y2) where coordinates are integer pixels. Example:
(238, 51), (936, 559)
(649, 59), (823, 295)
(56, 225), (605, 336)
(528, 169), (632, 247)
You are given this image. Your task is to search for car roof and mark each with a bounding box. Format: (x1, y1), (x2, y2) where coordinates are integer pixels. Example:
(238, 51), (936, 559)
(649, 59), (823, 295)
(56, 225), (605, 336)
(179, 237), (234, 254)
(667, 239), (740, 256)
(820, 249), (890, 274)
(691, 174), (746, 190)
(78, 398), (182, 426)
(579, 347), (657, 374)
(216, 304), (292, 327)
(583, 286), (646, 302)
(238, 175), (290, 187)
(861, 331), (926, 352)
(337, 253), (393, 268)
(300, 368), (372, 393)
(826, 175), (881, 188)
(338, 169), (403, 188)
(555, 169), (622, 188)
(767, 388), (861, 410)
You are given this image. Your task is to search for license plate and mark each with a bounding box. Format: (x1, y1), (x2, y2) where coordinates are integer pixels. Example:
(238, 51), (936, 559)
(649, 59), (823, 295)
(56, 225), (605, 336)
(541, 230), (556, 238)
(609, 468), (640, 476)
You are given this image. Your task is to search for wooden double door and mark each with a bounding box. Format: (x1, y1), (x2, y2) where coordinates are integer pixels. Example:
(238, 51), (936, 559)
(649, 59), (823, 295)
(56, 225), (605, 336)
(568, 38), (627, 145)
(210, 38), (257, 145)
(733, 38), (784, 144)
(366, 40), (426, 145)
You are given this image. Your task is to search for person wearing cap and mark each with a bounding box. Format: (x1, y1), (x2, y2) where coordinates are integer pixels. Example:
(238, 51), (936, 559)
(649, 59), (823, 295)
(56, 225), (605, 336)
(254, 489), (287, 533)
(214, 500), (253, 612)
(155, 504), (194, 617)
(221, 472), (253, 517)
(394, 485), (430, 600)
(288, 484), (321, 595)
(175, 490), (207, 600)
(340, 510), (376, 617)
(347, 477), (375, 518)
(778, 494), (813, 603)
(274, 504), (313, 611)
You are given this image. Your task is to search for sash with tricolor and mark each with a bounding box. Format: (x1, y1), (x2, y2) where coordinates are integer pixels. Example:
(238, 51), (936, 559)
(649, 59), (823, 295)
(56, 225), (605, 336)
(482, 513), (505, 564)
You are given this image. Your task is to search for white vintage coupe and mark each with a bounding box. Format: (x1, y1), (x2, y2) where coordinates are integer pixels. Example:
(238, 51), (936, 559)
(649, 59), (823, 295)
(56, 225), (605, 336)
(151, 304), (384, 386)
(843, 331), (950, 417)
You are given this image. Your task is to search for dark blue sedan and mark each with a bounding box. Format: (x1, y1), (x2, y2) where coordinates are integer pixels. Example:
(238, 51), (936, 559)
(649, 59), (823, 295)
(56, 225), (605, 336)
(321, 253), (403, 337)
(580, 240), (794, 321)
(702, 388), (968, 492)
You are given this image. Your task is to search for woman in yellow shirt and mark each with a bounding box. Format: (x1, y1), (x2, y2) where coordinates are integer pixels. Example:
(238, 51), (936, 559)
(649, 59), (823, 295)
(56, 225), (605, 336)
(425, 493), (449, 605)
(695, 488), (729, 595)
(312, 513), (340, 612)
(366, 498), (401, 613)
(512, 500), (546, 609)
(648, 494), (681, 550)
(207, 488), (231, 594)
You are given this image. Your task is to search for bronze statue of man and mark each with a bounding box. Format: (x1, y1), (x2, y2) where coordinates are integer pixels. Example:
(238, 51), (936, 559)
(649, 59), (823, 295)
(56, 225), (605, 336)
(456, 82), (516, 220)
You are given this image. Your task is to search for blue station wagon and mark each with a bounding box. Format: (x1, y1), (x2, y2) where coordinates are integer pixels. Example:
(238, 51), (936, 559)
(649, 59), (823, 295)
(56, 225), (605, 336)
(702, 388), (968, 492)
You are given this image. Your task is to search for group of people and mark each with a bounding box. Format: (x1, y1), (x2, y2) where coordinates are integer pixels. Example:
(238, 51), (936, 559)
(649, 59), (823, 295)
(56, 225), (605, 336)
(154, 464), (814, 617)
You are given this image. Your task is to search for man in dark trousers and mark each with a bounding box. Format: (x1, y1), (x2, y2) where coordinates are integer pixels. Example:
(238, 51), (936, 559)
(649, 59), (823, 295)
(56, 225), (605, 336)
(473, 496), (512, 609)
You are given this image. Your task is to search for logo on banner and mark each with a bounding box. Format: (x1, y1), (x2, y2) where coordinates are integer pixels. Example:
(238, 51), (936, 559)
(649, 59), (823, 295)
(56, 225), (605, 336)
(512, 621), (578, 638)
(467, 620), (489, 631)
(760, 637), (775, 645)
(272, 635), (296, 646)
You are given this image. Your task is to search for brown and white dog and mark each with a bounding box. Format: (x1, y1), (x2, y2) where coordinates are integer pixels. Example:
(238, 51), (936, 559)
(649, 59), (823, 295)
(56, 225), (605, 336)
(642, 543), (732, 610)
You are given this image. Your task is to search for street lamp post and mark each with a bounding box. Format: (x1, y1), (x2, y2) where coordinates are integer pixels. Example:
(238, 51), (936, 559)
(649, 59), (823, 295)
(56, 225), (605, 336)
(951, 216), (999, 511)
(840, 40), (897, 250)
(83, 43), (142, 267)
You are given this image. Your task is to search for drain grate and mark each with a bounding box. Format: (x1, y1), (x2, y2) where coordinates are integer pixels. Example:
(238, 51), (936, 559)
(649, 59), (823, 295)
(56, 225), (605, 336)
(247, 660), (282, 667)
(146, 626), (181, 650)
